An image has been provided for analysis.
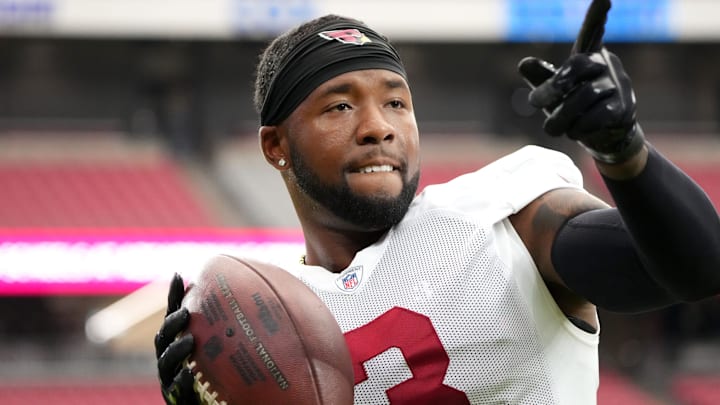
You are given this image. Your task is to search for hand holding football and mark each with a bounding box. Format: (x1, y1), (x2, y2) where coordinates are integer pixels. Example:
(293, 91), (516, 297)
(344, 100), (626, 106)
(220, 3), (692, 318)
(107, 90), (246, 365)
(182, 255), (354, 404)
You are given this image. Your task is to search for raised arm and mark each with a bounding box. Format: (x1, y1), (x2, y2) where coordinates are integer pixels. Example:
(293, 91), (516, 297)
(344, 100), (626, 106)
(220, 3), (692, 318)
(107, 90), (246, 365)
(516, 0), (720, 313)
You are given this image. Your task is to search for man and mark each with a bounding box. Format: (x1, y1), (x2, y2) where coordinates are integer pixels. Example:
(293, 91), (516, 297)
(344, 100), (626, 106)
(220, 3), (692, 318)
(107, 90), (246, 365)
(155, 5), (720, 404)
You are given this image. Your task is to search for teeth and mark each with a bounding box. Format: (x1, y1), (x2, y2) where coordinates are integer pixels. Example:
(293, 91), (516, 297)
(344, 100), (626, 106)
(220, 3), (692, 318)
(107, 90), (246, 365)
(358, 165), (394, 173)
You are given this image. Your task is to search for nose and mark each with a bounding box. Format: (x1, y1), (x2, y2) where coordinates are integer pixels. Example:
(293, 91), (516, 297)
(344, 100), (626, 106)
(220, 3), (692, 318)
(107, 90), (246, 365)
(356, 106), (395, 145)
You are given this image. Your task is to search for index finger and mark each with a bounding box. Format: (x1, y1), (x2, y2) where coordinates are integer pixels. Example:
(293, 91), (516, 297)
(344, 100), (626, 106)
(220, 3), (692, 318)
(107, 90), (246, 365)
(571, 0), (612, 54)
(166, 273), (186, 316)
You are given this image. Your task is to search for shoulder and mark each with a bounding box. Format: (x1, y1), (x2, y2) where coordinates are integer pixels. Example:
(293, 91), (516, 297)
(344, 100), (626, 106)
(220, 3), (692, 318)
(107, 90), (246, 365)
(493, 144), (580, 173)
(407, 145), (585, 224)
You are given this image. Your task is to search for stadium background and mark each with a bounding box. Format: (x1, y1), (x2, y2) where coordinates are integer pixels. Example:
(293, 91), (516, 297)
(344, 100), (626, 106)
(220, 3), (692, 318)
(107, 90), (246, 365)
(1, 1), (719, 403)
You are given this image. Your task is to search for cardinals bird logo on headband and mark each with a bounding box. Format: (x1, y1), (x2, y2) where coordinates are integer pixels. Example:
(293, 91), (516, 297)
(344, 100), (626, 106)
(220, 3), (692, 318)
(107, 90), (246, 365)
(318, 29), (371, 45)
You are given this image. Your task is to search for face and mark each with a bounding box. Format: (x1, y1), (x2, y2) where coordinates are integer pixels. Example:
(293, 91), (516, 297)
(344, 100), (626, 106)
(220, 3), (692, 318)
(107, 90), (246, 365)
(280, 69), (421, 231)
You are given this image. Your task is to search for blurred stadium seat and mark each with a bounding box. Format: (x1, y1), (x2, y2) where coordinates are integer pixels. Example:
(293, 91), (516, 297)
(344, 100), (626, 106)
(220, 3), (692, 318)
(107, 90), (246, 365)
(0, 161), (214, 228)
(597, 369), (666, 405)
(0, 380), (163, 405)
(0, 132), (221, 229)
(672, 374), (720, 405)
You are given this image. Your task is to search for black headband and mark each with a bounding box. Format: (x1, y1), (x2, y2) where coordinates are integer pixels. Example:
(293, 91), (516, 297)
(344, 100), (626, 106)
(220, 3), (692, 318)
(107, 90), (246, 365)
(260, 22), (407, 126)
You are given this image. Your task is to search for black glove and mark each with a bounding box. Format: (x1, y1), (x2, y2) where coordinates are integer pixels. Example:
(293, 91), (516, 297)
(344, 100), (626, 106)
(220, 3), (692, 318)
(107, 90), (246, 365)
(154, 273), (199, 405)
(517, 0), (645, 164)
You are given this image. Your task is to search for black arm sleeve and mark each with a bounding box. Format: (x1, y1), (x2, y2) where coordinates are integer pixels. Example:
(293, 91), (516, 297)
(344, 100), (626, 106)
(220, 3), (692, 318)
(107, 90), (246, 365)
(552, 146), (720, 312)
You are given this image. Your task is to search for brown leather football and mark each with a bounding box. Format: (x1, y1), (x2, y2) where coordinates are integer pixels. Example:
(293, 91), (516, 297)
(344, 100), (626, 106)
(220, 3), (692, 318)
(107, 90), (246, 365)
(182, 254), (354, 405)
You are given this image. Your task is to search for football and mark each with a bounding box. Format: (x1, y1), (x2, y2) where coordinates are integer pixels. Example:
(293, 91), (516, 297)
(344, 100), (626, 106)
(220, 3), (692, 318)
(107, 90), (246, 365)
(182, 254), (354, 405)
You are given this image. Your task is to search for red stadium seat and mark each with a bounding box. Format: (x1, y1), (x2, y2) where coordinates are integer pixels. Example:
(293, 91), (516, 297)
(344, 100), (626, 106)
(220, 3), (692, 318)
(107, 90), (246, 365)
(0, 160), (215, 228)
(598, 369), (665, 405)
(0, 379), (163, 405)
(672, 374), (720, 405)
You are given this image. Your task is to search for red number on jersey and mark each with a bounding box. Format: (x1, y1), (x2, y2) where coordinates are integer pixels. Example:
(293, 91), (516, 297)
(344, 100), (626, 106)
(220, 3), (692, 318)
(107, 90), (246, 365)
(344, 307), (471, 404)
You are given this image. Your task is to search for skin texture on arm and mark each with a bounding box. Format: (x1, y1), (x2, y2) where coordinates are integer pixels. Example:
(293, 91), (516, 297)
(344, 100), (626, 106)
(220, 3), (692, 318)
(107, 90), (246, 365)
(510, 187), (611, 330)
(514, 142), (720, 317)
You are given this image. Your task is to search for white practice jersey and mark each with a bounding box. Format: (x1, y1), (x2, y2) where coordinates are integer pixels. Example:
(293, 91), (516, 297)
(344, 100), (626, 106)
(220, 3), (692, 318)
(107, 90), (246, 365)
(283, 145), (600, 405)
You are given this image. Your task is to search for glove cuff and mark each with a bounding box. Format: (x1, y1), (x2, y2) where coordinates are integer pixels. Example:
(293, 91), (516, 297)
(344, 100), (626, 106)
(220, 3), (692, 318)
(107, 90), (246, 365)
(581, 123), (646, 164)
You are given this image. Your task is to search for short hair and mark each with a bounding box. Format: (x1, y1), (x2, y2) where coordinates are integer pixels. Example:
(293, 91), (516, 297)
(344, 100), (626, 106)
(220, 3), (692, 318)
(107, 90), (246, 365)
(252, 14), (371, 116)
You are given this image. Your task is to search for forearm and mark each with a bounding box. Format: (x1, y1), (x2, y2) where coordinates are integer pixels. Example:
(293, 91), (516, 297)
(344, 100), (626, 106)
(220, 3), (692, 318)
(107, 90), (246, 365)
(602, 144), (720, 300)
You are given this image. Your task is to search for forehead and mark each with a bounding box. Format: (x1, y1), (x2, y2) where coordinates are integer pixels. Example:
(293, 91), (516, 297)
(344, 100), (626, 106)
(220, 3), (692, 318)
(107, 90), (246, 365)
(310, 69), (410, 97)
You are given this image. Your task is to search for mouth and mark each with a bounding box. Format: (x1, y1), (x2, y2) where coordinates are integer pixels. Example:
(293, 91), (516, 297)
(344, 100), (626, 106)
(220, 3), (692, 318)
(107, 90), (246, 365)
(345, 158), (406, 196)
(349, 155), (403, 175)
(355, 164), (397, 174)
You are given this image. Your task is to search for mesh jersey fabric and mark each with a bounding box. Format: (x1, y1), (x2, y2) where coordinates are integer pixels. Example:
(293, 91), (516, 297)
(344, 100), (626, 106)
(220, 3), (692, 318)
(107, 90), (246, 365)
(279, 145), (600, 405)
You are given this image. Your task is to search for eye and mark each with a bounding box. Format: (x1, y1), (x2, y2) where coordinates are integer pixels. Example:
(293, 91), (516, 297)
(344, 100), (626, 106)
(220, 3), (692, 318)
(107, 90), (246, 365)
(331, 103), (351, 112)
(388, 99), (405, 109)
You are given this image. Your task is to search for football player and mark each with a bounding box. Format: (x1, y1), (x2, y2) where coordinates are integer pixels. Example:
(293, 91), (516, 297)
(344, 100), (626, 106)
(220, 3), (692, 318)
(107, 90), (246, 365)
(155, 1), (720, 403)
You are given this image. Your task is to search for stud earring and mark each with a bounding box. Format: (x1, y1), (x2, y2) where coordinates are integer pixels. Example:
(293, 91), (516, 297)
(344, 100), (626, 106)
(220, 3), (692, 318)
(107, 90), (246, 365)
(278, 158), (287, 167)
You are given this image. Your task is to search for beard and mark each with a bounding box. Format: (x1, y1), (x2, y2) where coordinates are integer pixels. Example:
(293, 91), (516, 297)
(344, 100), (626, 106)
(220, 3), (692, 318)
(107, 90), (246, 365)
(289, 149), (420, 230)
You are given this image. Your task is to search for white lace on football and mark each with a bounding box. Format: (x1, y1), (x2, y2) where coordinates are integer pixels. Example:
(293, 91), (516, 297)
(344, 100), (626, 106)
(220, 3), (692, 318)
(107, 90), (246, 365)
(185, 360), (227, 405)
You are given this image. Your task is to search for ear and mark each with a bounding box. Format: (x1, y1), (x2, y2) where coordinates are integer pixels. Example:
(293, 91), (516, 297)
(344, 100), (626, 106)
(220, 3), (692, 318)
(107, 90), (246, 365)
(259, 125), (289, 170)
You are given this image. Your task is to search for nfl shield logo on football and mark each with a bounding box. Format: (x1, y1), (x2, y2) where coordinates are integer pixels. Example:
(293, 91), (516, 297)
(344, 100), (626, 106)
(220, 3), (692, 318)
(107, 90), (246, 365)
(336, 266), (363, 292)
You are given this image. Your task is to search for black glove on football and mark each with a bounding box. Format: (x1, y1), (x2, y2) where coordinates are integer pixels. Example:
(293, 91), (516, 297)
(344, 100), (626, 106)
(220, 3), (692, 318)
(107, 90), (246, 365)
(517, 0), (645, 164)
(154, 273), (199, 405)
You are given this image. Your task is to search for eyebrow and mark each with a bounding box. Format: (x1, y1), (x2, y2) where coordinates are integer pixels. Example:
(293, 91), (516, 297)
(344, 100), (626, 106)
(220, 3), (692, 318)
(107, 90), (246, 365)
(320, 83), (353, 98)
(319, 78), (408, 98)
(385, 78), (407, 90)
